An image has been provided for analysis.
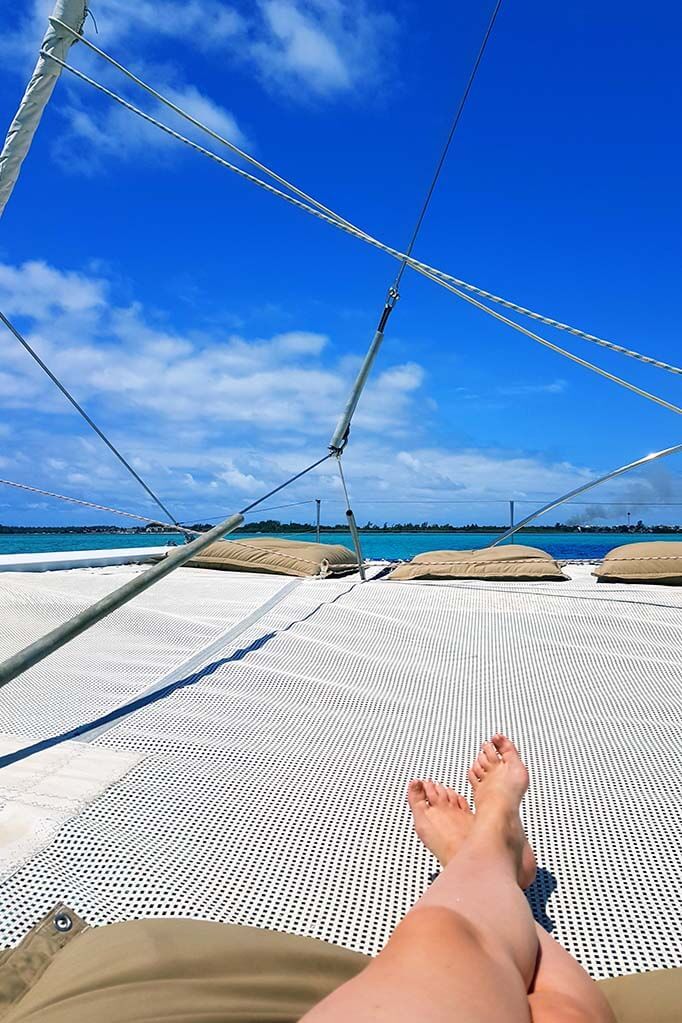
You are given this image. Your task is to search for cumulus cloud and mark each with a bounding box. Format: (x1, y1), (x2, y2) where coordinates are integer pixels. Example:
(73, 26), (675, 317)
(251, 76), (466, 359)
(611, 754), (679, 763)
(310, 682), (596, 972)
(498, 379), (567, 397)
(2, 0), (396, 174)
(0, 258), (428, 517)
(2, 1), (249, 174)
(1, 258), (678, 527)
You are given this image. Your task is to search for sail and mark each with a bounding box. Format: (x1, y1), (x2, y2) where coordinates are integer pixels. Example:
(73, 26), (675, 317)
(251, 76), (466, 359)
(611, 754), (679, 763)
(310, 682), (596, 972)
(0, 0), (87, 217)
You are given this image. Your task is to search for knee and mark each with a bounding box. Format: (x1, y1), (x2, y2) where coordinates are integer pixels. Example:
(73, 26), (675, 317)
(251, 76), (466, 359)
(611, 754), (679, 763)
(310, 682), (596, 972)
(389, 907), (486, 957)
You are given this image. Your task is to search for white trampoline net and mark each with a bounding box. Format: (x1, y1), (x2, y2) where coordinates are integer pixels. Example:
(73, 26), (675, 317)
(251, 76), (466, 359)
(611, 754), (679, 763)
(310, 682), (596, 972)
(0, 563), (680, 980)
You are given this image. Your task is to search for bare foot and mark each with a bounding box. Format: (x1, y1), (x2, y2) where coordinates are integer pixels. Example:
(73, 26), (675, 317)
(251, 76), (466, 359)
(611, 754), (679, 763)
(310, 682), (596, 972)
(407, 780), (473, 867)
(407, 773), (536, 889)
(468, 733), (530, 877)
(468, 733), (529, 810)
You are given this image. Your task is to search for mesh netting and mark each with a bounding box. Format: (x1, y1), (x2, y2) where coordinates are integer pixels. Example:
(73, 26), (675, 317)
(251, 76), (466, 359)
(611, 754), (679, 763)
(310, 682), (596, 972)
(0, 563), (680, 980)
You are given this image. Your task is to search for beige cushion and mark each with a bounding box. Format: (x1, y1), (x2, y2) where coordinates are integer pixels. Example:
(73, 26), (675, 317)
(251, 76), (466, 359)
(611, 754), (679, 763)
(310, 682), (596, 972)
(388, 544), (567, 582)
(594, 541), (682, 584)
(599, 967), (682, 1023)
(185, 537), (357, 578)
(3, 908), (679, 1023)
(3, 917), (368, 1023)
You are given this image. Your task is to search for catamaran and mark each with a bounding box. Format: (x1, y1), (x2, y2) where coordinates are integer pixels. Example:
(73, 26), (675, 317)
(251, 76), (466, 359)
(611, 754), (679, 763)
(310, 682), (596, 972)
(0, 1), (680, 1012)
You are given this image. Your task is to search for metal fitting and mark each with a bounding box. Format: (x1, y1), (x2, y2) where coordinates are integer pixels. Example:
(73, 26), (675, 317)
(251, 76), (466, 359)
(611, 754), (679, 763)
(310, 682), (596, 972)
(53, 912), (73, 933)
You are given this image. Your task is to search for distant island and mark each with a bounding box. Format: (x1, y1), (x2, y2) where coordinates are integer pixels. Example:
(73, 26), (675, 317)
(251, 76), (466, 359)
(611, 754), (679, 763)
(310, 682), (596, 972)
(0, 519), (680, 535)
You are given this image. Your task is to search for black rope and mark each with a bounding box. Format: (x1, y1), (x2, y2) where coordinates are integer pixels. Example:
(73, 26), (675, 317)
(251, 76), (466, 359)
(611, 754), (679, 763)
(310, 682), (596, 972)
(0, 308), (180, 526)
(393, 0), (504, 291)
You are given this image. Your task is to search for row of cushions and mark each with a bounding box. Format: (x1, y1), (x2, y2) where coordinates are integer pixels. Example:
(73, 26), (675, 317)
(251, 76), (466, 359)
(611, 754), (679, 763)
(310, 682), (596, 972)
(182, 538), (682, 584)
(390, 541), (682, 584)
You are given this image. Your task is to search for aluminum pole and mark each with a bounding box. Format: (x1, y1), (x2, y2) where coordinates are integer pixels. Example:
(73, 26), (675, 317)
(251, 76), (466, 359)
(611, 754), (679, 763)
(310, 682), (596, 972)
(491, 443), (682, 547)
(0, 0), (87, 217)
(329, 289), (398, 452)
(0, 511), (244, 689)
(346, 509), (366, 582)
(315, 498), (321, 543)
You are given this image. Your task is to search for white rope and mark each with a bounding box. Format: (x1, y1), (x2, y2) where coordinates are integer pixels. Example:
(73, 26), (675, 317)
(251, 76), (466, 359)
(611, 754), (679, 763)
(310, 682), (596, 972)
(414, 267), (682, 416)
(418, 267), (682, 374)
(44, 32), (682, 378)
(43, 54), (682, 413)
(0, 478), (198, 535)
(48, 18), (359, 236)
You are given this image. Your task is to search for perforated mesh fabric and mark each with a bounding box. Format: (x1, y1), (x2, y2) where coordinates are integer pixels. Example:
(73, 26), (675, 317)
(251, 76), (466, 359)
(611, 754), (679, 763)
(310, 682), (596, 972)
(0, 563), (680, 980)
(0, 567), (292, 737)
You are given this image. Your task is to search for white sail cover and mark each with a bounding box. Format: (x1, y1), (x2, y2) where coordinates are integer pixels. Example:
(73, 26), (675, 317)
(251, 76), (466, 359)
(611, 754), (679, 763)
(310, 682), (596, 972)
(0, 0), (86, 217)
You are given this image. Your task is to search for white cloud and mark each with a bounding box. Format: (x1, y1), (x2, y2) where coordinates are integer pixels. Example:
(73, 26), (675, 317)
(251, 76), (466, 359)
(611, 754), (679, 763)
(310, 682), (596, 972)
(3, 0), (396, 176)
(216, 460), (266, 493)
(498, 379), (567, 397)
(2, 2), (249, 175)
(253, 0), (350, 94)
(4, 258), (674, 527)
(0, 258), (428, 513)
(0, 260), (106, 317)
(247, 0), (397, 98)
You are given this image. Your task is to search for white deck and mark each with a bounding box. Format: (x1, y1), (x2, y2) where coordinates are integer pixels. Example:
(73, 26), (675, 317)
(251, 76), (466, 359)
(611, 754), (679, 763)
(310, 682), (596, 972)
(0, 560), (680, 980)
(0, 545), (172, 573)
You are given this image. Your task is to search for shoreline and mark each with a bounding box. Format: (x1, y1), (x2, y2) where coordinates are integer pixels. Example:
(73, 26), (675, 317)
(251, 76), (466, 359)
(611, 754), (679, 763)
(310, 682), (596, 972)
(0, 526), (680, 536)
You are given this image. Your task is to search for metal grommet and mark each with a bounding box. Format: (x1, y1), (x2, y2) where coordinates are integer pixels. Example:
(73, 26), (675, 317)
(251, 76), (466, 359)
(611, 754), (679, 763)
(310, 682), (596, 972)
(53, 912), (73, 933)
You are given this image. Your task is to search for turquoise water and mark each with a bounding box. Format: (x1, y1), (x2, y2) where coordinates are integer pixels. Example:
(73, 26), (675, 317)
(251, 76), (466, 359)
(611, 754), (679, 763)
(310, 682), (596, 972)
(0, 530), (677, 560)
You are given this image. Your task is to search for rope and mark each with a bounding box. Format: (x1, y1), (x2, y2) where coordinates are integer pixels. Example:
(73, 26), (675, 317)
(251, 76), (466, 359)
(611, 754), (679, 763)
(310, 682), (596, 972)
(0, 308), (181, 523)
(0, 459), (330, 557)
(420, 268), (682, 374)
(0, 478), (198, 535)
(41, 46), (682, 378)
(413, 267), (682, 416)
(48, 17), (360, 235)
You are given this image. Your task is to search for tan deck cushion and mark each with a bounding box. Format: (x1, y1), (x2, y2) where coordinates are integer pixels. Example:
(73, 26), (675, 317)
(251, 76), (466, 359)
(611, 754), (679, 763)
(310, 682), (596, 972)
(594, 541), (682, 584)
(3, 917), (368, 1023)
(185, 536), (357, 578)
(5, 911), (679, 1023)
(388, 544), (567, 581)
(599, 967), (682, 1023)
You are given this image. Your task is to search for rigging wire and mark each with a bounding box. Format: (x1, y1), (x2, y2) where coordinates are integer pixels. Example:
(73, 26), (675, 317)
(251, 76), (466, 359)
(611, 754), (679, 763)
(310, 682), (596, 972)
(413, 265), (682, 415)
(393, 0), (503, 291)
(0, 478), (198, 535)
(0, 309), (181, 524)
(40, 42), (682, 377)
(185, 499), (315, 522)
(49, 16), (360, 235)
(239, 454), (333, 515)
(329, 0), (505, 454)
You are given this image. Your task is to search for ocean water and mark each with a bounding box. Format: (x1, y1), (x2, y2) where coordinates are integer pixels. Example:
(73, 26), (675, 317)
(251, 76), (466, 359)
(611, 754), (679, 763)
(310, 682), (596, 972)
(0, 530), (677, 561)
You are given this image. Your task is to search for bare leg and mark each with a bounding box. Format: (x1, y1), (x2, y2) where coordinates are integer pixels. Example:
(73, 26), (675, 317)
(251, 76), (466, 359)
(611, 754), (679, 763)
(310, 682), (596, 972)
(301, 735), (538, 1022)
(528, 927), (615, 1023)
(408, 736), (614, 1023)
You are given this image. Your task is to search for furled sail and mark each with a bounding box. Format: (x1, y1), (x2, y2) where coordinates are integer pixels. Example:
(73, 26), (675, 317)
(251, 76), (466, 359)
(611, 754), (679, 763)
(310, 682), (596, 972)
(0, 0), (87, 217)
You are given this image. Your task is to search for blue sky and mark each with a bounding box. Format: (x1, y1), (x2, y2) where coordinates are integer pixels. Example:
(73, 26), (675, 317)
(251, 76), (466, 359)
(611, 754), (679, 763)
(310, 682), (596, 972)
(0, 0), (680, 528)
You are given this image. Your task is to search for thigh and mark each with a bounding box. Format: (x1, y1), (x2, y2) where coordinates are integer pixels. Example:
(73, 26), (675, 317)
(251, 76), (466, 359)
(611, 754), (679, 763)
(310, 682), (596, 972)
(302, 907), (532, 1023)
